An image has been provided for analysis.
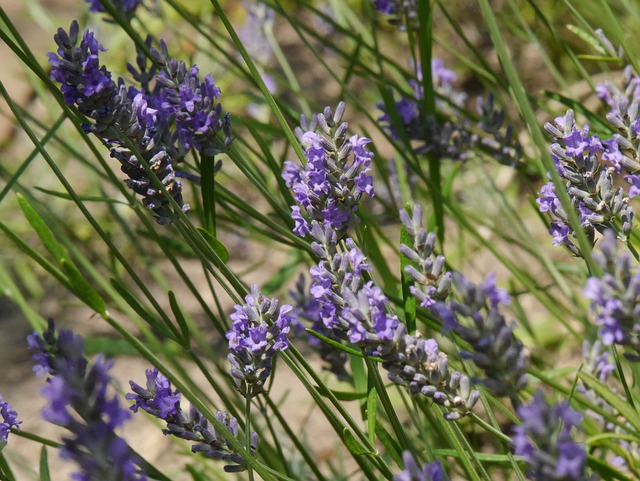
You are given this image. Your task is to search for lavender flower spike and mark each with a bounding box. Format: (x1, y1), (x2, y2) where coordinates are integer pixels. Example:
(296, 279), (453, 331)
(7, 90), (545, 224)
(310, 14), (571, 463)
(48, 21), (188, 224)
(28, 320), (146, 481)
(584, 230), (640, 360)
(0, 395), (21, 450)
(394, 451), (448, 481)
(283, 102), (375, 239)
(512, 390), (591, 481)
(226, 285), (294, 398)
(128, 368), (258, 472)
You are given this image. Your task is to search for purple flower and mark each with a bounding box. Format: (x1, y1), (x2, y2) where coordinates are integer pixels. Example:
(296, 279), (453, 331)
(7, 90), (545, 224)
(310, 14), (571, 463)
(584, 230), (640, 358)
(226, 285), (293, 398)
(128, 370), (257, 472)
(549, 221), (571, 247)
(625, 174), (640, 198)
(28, 321), (145, 480)
(536, 182), (560, 215)
(0, 395), (21, 448)
(512, 390), (590, 481)
(394, 451), (447, 481)
(284, 103), (374, 239)
(127, 369), (180, 420)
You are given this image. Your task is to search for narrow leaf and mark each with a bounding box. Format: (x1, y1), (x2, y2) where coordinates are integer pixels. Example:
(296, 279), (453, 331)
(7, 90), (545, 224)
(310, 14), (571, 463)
(366, 376), (378, 444)
(39, 446), (51, 481)
(400, 205), (417, 333)
(196, 226), (229, 263)
(577, 371), (640, 433)
(60, 259), (106, 316)
(342, 428), (368, 456)
(201, 155), (217, 234)
(17, 193), (65, 261)
(169, 290), (190, 344)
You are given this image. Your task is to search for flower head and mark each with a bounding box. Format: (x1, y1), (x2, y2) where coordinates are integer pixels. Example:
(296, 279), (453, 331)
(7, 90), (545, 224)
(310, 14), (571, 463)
(226, 285), (294, 398)
(128, 369), (257, 472)
(394, 451), (448, 481)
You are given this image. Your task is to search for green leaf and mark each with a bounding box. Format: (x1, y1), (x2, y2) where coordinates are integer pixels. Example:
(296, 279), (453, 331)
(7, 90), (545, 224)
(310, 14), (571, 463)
(342, 428), (369, 456)
(61, 259), (106, 316)
(201, 155), (217, 234)
(0, 453), (16, 481)
(306, 329), (384, 361)
(34, 187), (127, 204)
(366, 377), (378, 444)
(196, 226), (229, 263)
(566, 24), (606, 55)
(577, 371), (640, 433)
(317, 388), (367, 401)
(17, 193), (65, 261)
(375, 423), (403, 466)
(169, 290), (190, 345)
(84, 336), (140, 357)
(432, 449), (524, 463)
(576, 54), (624, 63)
(39, 446), (51, 481)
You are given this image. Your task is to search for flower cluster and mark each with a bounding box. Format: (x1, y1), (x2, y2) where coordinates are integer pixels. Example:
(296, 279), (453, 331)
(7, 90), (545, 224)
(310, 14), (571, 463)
(48, 21), (231, 223)
(283, 102), (375, 239)
(584, 230), (640, 360)
(378, 59), (521, 165)
(394, 451), (448, 481)
(512, 390), (591, 481)
(27, 319), (145, 481)
(433, 272), (529, 398)
(128, 369), (257, 472)
(0, 395), (21, 449)
(85, 0), (140, 16)
(226, 285), (294, 398)
(538, 110), (634, 253)
(301, 222), (478, 420)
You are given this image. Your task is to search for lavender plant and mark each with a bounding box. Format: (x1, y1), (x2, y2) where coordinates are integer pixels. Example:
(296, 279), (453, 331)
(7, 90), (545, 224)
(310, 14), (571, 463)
(3, 1), (640, 480)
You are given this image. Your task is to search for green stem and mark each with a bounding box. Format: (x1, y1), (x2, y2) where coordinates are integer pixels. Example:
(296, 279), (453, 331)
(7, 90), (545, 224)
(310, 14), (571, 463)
(246, 396), (255, 481)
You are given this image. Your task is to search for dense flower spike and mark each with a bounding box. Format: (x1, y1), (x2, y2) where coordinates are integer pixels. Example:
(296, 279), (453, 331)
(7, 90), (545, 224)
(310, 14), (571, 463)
(85, 0), (140, 16)
(128, 369), (257, 472)
(0, 395), (21, 449)
(283, 102), (375, 239)
(394, 451), (448, 481)
(48, 21), (231, 223)
(226, 285), (293, 398)
(539, 110), (634, 253)
(48, 21), (186, 223)
(512, 390), (591, 481)
(27, 320), (146, 481)
(584, 230), (640, 360)
(433, 272), (528, 397)
(301, 222), (478, 420)
(400, 204), (451, 308)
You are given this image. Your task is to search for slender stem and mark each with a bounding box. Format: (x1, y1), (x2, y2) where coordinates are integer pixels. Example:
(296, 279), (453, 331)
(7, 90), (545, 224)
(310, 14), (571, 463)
(246, 396), (255, 481)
